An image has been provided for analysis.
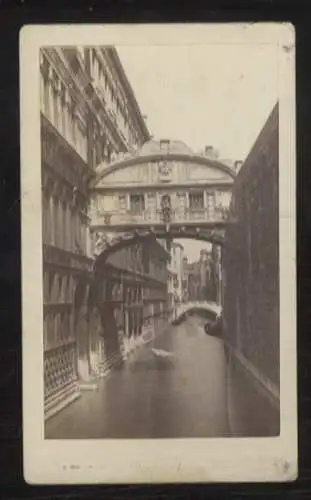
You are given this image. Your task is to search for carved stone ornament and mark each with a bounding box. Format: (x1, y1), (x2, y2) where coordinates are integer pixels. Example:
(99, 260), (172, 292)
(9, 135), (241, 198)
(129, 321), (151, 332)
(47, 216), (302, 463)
(104, 213), (112, 225)
(93, 232), (109, 256)
(158, 160), (171, 179)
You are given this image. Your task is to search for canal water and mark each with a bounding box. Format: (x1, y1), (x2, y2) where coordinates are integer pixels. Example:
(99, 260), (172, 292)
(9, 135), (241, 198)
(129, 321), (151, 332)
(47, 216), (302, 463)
(45, 315), (231, 439)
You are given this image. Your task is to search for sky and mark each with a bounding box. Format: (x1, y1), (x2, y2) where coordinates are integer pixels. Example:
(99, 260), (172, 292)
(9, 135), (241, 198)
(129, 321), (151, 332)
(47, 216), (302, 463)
(117, 43), (279, 262)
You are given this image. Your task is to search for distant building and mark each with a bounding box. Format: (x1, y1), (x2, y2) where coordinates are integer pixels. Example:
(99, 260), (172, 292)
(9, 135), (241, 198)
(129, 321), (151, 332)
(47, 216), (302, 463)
(180, 247), (223, 304)
(98, 239), (171, 362)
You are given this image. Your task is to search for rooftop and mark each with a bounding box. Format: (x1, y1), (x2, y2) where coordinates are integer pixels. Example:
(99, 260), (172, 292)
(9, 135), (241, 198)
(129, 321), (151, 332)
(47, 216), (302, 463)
(96, 138), (241, 176)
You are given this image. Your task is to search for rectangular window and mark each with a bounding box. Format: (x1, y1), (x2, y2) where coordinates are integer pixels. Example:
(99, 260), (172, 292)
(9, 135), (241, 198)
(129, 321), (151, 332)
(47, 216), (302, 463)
(160, 139), (170, 154)
(118, 195), (126, 211)
(70, 101), (77, 146)
(189, 192), (204, 210)
(62, 202), (68, 250)
(60, 83), (66, 136)
(42, 194), (48, 244)
(77, 121), (87, 161)
(47, 314), (54, 346)
(130, 194), (145, 215)
(49, 197), (55, 245)
(58, 202), (64, 249)
(63, 203), (68, 251)
(66, 205), (72, 251)
(77, 46), (85, 63)
(75, 212), (80, 251)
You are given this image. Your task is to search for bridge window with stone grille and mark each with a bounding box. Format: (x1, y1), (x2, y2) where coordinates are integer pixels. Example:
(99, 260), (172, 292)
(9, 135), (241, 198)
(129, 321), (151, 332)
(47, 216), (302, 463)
(189, 191), (204, 210)
(130, 194), (145, 215)
(118, 195), (126, 211)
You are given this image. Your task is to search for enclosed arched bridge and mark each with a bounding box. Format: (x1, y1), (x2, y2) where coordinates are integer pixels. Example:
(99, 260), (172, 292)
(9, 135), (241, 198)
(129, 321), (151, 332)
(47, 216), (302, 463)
(89, 139), (236, 259)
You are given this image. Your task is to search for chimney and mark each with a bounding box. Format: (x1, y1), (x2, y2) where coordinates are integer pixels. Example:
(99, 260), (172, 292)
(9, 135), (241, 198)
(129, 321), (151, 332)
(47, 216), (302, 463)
(234, 160), (243, 171)
(160, 139), (170, 154)
(205, 145), (213, 156)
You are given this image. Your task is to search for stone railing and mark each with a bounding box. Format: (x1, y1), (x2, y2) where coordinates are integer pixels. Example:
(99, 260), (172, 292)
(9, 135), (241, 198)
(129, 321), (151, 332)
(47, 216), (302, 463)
(93, 207), (230, 227)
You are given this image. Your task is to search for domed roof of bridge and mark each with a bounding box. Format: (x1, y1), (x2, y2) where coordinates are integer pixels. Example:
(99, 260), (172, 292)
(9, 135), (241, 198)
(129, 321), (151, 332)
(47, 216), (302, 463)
(94, 137), (237, 183)
(138, 139), (194, 156)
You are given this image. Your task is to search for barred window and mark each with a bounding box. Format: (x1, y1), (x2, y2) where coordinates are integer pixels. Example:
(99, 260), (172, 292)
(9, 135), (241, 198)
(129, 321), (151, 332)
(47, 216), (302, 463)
(189, 192), (204, 210)
(130, 194), (145, 215)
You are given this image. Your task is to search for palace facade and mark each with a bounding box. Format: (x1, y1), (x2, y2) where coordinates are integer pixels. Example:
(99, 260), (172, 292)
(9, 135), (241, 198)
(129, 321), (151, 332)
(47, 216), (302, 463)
(41, 46), (154, 419)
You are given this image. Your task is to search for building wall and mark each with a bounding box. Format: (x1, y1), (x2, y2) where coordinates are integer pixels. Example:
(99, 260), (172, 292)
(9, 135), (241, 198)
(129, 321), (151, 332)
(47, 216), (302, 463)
(97, 239), (170, 361)
(223, 103), (279, 435)
(40, 46), (150, 419)
(182, 249), (217, 303)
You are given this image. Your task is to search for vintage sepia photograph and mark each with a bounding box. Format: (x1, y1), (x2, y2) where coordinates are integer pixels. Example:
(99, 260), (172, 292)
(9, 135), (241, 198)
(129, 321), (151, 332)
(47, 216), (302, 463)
(21, 24), (297, 483)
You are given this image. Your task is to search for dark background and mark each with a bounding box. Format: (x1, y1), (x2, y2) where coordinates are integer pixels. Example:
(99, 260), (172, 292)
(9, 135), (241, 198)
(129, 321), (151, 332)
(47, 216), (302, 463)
(0, 2), (308, 498)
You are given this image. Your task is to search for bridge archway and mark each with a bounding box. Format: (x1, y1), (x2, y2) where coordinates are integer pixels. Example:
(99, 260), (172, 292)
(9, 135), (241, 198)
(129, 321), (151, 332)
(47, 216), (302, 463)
(92, 228), (226, 270)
